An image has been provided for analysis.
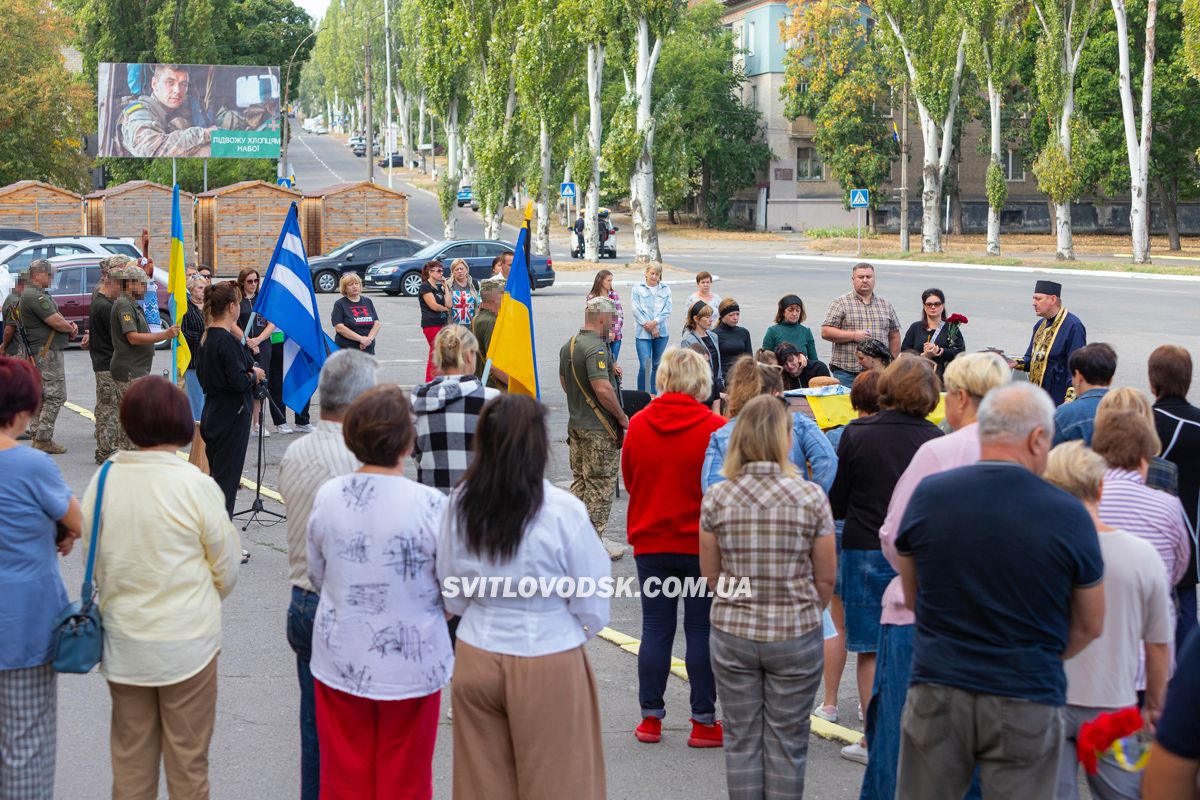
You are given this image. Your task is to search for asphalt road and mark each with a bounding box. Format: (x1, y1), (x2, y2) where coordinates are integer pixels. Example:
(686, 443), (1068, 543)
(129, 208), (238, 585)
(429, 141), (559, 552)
(45, 132), (1195, 798)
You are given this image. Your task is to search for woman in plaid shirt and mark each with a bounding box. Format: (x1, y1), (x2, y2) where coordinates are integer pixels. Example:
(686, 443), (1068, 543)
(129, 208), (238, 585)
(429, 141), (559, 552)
(700, 394), (837, 798)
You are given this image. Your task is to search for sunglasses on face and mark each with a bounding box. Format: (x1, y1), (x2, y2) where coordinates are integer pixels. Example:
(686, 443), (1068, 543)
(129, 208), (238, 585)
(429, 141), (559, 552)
(925, 301), (943, 308)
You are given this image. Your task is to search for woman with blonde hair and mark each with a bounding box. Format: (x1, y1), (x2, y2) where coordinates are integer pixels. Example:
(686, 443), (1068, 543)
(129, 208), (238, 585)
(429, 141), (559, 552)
(1096, 386), (1179, 494)
(631, 263), (671, 393)
(330, 272), (382, 354)
(701, 394), (836, 797)
(621, 348), (727, 747)
(446, 258), (480, 326)
(862, 352), (1009, 797)
(701, 356), (837, 492)
(411, 325), (499, 494)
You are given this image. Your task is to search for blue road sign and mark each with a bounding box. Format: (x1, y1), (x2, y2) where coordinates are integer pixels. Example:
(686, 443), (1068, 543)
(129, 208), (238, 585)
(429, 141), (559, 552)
(850, 188), (869, 208)
(277, 177), (293, 189)
(560, 182), (577, 199)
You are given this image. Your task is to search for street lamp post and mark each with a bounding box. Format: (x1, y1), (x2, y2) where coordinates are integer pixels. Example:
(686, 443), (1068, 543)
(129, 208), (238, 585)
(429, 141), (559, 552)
(383, 0), (394, 188)
(279, 28), (318, 184)
(365, 43), (374, 183)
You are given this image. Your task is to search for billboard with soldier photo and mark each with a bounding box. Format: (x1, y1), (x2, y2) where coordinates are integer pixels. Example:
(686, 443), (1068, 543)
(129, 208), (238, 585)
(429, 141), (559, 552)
(97, 62), (282, 159)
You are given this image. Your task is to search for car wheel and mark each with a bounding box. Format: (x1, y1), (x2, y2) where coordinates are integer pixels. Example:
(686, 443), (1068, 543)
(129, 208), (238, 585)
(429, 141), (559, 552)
(315, 270), (339, 293)
(401, 271), (423, 297)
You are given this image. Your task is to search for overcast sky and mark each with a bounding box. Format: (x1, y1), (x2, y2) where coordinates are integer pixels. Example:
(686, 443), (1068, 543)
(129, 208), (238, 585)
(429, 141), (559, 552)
(297, 0), (330, 22)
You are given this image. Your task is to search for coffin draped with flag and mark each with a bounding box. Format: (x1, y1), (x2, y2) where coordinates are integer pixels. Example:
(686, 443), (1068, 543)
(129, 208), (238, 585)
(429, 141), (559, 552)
(253, 203), (334, 412)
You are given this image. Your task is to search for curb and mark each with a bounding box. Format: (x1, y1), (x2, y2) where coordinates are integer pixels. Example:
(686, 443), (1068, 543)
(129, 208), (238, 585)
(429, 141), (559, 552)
(595, 626), (862, 745)
(776, 253), (1200, 283)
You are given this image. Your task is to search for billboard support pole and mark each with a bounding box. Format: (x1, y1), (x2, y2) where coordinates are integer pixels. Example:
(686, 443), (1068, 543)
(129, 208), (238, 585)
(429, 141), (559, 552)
(365, 43), (374, 184)
(384, 0), (394, 189)
(172, 158), (177, 186)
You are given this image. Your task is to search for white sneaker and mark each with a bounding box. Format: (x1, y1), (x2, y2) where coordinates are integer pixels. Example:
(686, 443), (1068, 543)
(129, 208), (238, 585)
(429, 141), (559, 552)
(604, 542), (626, 561)
(277, 424), (295, 435)
(840, 741), (868, 765)
(251, 425), (269, 438)
(294, 423), (315, 433)
(813, 704), (839, 723)
(446, 705), (453, 720)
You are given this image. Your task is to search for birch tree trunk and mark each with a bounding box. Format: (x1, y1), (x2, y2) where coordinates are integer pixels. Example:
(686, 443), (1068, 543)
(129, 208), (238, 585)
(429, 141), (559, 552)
(395, 87), (412, 166)
(1055, 82), (1075, 260)
(629, 17), (663, 263)
(444, 97), (460, 240)
(585, 44), (605, 262)
(1113, 0), (1157, 264)
(986, 78), (1003, 256)
(534, 116), (553, 255)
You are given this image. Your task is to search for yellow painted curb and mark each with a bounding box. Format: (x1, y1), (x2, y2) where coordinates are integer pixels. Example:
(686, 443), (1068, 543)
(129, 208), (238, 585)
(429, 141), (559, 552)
(596, 626), (862, 744)
(65, 401), (285, 504)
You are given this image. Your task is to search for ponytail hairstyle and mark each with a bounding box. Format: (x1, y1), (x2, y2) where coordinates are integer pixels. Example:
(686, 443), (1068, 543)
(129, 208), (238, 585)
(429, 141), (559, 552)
(455, 395), (548, 563)
(432, 325), (479, 373)
(201, 280), (241, 345)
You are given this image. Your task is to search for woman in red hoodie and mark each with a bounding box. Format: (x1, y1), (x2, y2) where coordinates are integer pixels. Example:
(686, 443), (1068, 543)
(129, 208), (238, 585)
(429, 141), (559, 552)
(621, 347), (727, 748)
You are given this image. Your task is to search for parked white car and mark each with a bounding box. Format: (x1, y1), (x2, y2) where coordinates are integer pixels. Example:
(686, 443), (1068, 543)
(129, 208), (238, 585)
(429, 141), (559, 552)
(0, 236), (143, 303)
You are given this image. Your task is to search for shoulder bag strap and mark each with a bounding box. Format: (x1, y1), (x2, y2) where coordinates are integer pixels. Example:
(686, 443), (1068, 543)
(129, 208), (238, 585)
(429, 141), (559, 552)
(80, 460), (114, 610)
(569, 336), (619, 442)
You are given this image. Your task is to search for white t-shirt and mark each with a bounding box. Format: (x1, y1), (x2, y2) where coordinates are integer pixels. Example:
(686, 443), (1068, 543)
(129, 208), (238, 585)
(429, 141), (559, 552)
(1065, 529), (1172, 709)
(307, 473), (454, 701)
(685, 291), (722, 316)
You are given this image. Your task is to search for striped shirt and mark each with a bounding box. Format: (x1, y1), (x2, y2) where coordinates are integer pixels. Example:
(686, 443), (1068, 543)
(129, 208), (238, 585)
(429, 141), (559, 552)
(279, 420), (361, 592)
(1097, 468), (1191, 585)
(700, 462), (834, 641)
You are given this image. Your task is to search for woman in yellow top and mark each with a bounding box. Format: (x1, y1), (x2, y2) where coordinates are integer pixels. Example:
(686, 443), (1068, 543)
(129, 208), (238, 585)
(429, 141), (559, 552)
(81, 377), (240, 799)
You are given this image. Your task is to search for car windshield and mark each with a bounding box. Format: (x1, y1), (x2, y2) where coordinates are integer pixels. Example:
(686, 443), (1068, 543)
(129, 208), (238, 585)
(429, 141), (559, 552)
(409, 241), (449, 260)
(324, 240), (364, 258)
(101, 243), (141, 257)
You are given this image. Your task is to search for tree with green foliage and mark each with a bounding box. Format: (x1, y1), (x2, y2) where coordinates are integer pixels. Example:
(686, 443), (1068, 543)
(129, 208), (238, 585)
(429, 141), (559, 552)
(0, 0), (92, 191)
(415, 0), (469, 238)
(1030, 0), (1102, 260)
(875, 0), (969, 253)
(783, 0), (897, 229)
(959, 0), (1024, 255)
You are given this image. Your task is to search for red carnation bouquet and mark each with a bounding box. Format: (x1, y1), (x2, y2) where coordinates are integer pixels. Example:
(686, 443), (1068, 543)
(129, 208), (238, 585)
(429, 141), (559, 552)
(1076, 707), (1148, 775)
(946, 313), (968, 348)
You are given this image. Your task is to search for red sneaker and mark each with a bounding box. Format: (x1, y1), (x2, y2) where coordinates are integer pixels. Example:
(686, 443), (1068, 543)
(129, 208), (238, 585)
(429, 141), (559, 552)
(634, 717), (662, 743)
(688, 719), (724, 748)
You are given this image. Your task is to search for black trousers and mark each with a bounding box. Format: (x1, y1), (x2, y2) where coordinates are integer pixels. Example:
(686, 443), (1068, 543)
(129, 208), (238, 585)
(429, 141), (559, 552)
(201, 393), (253, 517)
(268, 339), (311, 426)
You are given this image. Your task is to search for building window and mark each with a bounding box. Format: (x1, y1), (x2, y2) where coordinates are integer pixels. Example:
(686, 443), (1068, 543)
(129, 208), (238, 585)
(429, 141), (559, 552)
(796, 146), (824, 181)
(746, 21), (756, 55)
(1003, 149), (1025, 182)
(750, 85), (759, 109)
(1000, 209), (1024, 226)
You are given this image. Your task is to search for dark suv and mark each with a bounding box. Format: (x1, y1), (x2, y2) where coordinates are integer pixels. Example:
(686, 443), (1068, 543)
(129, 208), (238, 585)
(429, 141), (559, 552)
(309, 237), (424, 293)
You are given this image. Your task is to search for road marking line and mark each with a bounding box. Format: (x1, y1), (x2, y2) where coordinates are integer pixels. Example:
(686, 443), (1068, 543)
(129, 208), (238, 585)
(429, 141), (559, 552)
(595, 625), (861, 745)
(1113, 252), (1200, 262)
(64, 402), (284, 503)
(777, 253), (1200, 282)
(296, 135), (344, 184)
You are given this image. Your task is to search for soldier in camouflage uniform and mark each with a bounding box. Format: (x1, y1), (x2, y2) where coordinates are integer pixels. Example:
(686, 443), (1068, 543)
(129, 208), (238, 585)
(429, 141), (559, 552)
(120, 64), (216, 157)
(559, 296), (630, 560)
(19, 260), (78, 454)
(109, 265), (179, 451)
(1, 270), (28, 357)
(88, 255), (129, 463)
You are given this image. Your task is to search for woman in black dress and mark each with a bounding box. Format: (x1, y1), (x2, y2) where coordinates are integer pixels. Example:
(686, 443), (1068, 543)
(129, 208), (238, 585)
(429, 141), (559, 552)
(900, 288), (965, 378)
(236, 268), (276, 435)
(713, 298), (753, 385)
(198, 281), (265, 517)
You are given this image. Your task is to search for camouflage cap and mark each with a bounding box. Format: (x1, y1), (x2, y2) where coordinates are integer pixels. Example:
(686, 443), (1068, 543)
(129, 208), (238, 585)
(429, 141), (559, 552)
(479, 278), (504, 294)
(100, 254), (134, 274)
(115, 265), (147, 282)
(586, 295), (617, 314)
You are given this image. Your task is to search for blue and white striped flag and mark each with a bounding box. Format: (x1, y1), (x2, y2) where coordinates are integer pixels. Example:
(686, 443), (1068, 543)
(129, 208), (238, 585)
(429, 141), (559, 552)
(253, 203), (332, 413)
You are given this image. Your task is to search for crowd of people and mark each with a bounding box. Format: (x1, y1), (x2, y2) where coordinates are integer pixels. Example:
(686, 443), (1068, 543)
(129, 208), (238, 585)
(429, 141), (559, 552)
(2, 255), (1200, 800)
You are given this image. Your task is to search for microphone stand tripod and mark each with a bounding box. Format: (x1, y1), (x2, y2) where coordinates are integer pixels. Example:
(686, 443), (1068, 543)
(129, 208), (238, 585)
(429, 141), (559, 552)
(232, 386), (288, 532)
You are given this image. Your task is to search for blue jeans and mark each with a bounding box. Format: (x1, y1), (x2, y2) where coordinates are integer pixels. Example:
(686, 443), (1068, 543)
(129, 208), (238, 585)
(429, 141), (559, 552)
(862, 624), (981, 800)
(610, 338), (622, 363)
(635, 552), (716, 724)
(1178, 585), (1197, 649)
(839, 549), (895, 652)
(184, 369), (204, 422)
(832, 367), (859, 388)
(286, 587), (320, 800)
(635, 336), (669, 394)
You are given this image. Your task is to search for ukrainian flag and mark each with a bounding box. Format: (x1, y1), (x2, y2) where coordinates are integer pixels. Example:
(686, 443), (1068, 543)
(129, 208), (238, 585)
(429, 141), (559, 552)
(167, 184), (190, 379)
(487, 204), (539, 398)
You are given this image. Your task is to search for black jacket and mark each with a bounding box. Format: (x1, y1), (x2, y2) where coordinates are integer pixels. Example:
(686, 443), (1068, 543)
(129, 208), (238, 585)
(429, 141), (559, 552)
(1155, 396), (1200, 588)
(830, 409), (944, 550)
(901, 320), (965, 377)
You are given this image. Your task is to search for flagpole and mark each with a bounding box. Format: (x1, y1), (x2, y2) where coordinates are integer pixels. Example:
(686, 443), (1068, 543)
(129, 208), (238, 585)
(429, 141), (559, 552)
(481, 358), (492, 386)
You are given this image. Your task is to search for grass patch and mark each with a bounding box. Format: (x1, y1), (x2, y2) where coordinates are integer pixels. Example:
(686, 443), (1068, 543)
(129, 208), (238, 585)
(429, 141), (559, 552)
(806, 226), (878, 240)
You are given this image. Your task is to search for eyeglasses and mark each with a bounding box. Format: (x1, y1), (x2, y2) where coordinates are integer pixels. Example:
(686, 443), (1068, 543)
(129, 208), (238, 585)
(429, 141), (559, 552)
(924, 301), (944, 308)
(245, 278), (259, 285)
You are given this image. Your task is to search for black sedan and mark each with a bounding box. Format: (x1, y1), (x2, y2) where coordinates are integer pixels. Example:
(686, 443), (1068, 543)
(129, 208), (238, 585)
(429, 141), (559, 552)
(310, 237), (425, 293)
(365, 240), (555, 297)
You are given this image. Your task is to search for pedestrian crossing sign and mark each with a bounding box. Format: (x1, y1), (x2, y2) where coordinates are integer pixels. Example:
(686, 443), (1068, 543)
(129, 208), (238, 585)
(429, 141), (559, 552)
(560, 182), (577, 199)
(850, 189), (869, 208)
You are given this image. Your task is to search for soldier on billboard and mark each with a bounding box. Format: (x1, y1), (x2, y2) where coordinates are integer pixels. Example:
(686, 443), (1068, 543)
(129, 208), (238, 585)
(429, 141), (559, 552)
(119, 64), (217, 157)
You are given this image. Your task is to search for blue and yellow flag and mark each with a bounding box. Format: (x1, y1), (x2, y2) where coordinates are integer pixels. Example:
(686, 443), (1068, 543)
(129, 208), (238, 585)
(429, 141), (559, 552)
(167, 184), (190, 379)
(487, 205), (539, 398)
